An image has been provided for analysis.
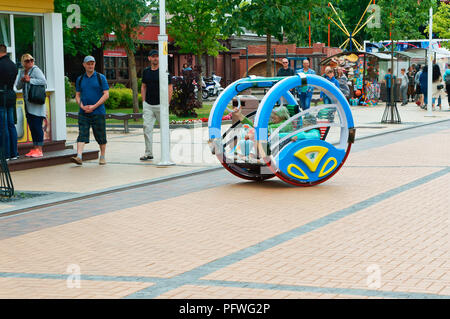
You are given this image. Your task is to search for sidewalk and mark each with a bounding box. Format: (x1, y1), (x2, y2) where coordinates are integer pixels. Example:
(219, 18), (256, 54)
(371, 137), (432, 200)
(1, 101), (449, 211)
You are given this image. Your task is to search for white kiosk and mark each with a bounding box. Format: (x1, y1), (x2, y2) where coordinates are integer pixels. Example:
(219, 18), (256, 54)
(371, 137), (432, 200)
(0, 0), (66, 148)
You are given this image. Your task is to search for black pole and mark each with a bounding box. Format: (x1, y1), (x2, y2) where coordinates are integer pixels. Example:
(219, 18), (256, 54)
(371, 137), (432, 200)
(273, 48), (276, 76)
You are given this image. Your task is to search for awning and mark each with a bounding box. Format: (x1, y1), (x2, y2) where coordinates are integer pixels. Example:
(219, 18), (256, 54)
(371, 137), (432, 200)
(320, 51), (395, 66)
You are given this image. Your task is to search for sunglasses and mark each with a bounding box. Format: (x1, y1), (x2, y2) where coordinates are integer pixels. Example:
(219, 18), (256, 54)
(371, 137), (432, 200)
(24, 59), (34, 63)
(282, 61), (288, 64)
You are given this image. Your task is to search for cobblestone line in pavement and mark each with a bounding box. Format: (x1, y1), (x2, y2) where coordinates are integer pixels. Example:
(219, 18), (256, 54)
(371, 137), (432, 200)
(125, 167), (449, 299)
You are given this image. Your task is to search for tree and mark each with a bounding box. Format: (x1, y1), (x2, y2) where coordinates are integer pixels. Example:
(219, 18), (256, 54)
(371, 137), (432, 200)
(365, 0), (436, 42)
(149, 0), (240, 104)
(431, 3), (450, 49)
(238, 0), (324, 76)
(86, 0), (150, 113)
(54, 0), (103, 57)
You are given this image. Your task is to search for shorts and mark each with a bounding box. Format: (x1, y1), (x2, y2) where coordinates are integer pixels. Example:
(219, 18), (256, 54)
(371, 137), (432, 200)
(77, 113), (107, 145)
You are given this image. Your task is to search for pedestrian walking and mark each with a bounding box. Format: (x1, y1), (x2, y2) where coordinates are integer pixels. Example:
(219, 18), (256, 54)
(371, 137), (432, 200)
(0, 44), (19, 160)
(419, 65), (428, 109)
(399, 68), (408, 106)
(320, 67), (340, 104)
(277, 58), (295, 77)
(336, 67), (350, 99)
(407, 66), (416, 102)
(71, 55), (110, 165)
(298, 58), (316, 112)
(431, 63), (443, 110)
(15, 54), (47, 158)
(276, 58), (295, 107)
(384, 68), (396, 106)
(140, 49), (173, 161)
(415, 65), (423, 106)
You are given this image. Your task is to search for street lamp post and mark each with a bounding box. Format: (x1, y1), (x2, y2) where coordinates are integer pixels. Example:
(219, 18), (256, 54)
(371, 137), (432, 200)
(158, 0), (174, 166)
(426, 7), (433, 117)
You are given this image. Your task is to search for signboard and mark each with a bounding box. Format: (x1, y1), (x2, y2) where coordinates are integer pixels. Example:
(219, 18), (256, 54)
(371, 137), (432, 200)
(103, 48), (127, 57)
(364, 39), (450, 53)
(15, 93), (51, 144)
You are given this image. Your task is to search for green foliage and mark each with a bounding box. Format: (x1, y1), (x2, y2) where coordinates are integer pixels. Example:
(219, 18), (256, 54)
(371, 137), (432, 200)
(237, 0), (324, 46)
(150, 0), (239, 57)
(66, 101), (79, 112)
(90, 0), (150, 54)
(365, 0), (436, 42)
(431, 3), (450, 49)
(104, 88), (142, 109)
(118, 89), (133, 108)
(64, 76), (76, 102)
(105, 88), (122, 109)
(113, 83), (126, 89)
(54, 0), (103, 56)
(169, 70), (202, 117)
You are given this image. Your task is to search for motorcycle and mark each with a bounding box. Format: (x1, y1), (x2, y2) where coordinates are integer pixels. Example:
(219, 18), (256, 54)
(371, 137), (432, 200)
(201, 73), (224, 99)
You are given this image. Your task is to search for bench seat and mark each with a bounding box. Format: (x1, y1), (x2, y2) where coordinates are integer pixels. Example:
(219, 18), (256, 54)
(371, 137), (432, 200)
(66, 112), (143, 133)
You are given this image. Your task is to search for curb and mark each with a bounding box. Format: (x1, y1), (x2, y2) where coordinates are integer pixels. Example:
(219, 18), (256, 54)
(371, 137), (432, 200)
(0, 165), (222, 219)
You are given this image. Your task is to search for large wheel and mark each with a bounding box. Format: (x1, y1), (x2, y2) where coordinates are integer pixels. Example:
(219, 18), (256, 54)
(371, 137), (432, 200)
(253, 74), (355, 187)
(208, 77), (298, 181)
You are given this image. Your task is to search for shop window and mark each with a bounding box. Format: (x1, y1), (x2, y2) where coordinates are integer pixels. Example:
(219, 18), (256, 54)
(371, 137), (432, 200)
(104, 57), (116, 80)
(13, 15), (45, 73)
(104, 56), (129, 81)
(0, 14), (10, 47)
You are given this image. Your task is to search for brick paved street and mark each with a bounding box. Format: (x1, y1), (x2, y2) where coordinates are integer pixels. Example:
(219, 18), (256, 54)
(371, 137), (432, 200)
(0, 116), (449, 299)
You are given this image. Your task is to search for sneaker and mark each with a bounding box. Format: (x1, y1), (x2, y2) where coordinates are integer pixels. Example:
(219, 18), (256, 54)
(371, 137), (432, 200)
(140, 155), (153, 161)
(71, 156), (83, 165)
(99, 157), (106, 165)
(25, 149), (37, 157)
(30, 149), (43, 158)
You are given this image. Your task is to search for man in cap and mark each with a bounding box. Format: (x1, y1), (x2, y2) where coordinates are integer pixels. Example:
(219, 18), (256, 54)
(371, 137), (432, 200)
(298, 58), (316, 112)
(71, 55), (109, 165)
(140, 49), (173, 161)
(0, 44), (19, 160)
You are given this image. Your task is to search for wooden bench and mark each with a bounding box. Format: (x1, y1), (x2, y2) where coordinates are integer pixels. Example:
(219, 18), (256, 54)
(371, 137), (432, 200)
(66, 112), (143, 133)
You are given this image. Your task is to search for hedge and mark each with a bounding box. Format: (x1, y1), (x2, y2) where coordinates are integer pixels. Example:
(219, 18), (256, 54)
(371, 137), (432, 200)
(105, 88), (142, 110)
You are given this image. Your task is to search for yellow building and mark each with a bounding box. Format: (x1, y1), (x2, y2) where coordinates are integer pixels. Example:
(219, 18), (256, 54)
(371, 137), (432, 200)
(0, 0), (66, 146)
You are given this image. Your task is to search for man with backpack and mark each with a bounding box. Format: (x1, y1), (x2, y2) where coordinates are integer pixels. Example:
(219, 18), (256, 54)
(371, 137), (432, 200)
(71, 55), (109, 165)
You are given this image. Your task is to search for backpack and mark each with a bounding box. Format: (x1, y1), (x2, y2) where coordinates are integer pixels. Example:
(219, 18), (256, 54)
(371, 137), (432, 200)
(76, 72), (104, 94)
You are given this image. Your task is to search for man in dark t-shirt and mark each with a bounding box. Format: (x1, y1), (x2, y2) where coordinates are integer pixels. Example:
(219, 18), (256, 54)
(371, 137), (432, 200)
(0, 44), (19, 160)
(277, 58), (295, 77)
(140, 49), (173, 161)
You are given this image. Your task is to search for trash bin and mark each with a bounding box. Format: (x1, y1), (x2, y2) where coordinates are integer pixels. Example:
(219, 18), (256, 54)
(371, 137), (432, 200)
(231, 95), (260, 124)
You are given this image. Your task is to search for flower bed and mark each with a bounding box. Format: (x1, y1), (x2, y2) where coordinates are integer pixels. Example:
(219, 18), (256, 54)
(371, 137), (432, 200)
(170, 114), (231, 125)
